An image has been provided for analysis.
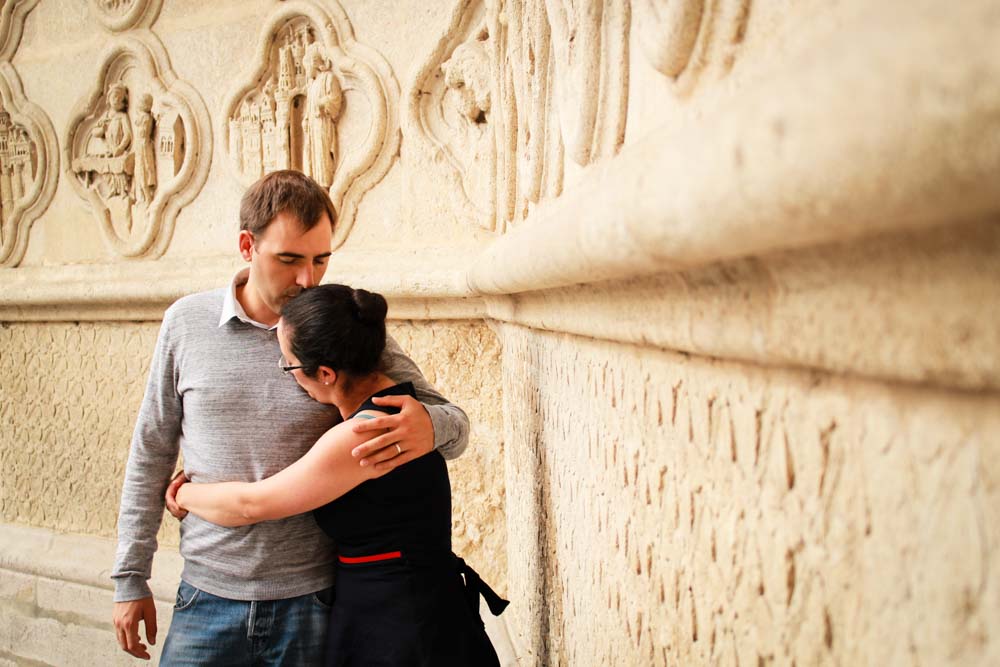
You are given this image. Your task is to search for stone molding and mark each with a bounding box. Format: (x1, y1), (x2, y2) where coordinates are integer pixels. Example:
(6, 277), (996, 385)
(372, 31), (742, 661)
(466, 3), (1000, 295)
(0, 250), (483, 321)
(0, 62), (58, 268)
(64, 31), (212, 259)
(87, 0), (162, 32)
(0, 523), (179, 665)
(0, 0), (38, 61)
(0, 523), (181, 602)
(221, 0), (400, 251)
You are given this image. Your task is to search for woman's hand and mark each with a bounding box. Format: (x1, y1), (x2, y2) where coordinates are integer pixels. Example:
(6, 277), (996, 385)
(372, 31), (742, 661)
(164, 470), (189, 520)
(350, 395), (434, 471)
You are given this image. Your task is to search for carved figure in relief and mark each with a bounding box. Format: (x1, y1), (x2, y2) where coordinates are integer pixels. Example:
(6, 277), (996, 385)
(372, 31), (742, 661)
(301, 49), (342, 188)
(90, 83), (132, 158)
(132, 93), (156, 203)
(442, 39), (491, 125)
(291, 31), (306, 86)
(439, 34), (496, 225)
(82, 82), (133, 198)
(261, 79), (277, 122)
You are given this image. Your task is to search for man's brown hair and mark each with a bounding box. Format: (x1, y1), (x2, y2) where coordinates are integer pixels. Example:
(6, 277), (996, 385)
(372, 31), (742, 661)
(239, 170), (337, 236)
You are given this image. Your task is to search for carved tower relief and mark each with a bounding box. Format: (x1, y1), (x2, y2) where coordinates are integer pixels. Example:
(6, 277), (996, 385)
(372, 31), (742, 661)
(65, 34), (211, 258)
(0, 64), (58, 268)
(87, 0), (162, 32)
(223, 0), (400, 250)
(0, 1), (58, 267)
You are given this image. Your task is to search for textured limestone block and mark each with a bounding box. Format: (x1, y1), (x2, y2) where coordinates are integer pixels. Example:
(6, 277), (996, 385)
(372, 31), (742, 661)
(499, 323), (1000, 666)
(0, 321), (175, 543)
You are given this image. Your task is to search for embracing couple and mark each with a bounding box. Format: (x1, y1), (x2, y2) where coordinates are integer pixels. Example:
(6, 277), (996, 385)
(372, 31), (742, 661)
(111, 170), (505, 665)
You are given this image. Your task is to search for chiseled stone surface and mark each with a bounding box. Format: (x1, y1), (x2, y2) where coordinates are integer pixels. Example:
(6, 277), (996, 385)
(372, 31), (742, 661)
(499, 323), (1000, 666)
(0, 321), (171, 542)
(0, 319), (506, 592)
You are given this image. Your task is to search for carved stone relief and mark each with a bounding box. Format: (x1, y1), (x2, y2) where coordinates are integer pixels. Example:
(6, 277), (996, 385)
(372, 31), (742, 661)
(633, 0), (750, 94)
(0, 0), (38, 61)
(0, 63), (57, 268)
(223, 0), (400, 250)
(65, 33), (211, 258)
(408, 0), (627, 234)
(87, 0), (162, 32)
(410, 0), (751, 234)
(545, 0), (630, 166)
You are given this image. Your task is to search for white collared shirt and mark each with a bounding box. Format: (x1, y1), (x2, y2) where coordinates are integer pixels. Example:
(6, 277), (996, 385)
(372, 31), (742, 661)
(218, 268), (277, 331)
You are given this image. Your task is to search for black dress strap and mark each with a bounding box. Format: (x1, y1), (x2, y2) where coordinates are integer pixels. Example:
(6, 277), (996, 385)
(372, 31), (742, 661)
(453, 554), (510, 619)
(349, 382), (416, 419)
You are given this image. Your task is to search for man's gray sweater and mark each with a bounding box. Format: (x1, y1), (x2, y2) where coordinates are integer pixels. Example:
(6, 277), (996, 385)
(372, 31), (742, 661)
(112, 286), (470, 602)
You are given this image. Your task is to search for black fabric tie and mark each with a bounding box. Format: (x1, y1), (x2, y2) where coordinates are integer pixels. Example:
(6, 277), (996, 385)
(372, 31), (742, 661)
(454, 554), (510, 619)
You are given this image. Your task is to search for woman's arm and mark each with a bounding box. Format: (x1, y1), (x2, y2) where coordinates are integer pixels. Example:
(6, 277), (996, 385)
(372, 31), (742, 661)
(175, 416), (386, 527)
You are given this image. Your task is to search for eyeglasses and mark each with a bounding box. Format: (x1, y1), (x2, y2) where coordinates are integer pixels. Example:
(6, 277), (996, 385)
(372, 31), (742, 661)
(278, 356), (305, 373)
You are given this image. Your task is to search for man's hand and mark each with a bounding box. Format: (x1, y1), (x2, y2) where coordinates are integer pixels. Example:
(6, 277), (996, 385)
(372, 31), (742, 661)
(351, 394), (434, 471)
(113, 597), (157, 660)
(164, 470), (189, 520)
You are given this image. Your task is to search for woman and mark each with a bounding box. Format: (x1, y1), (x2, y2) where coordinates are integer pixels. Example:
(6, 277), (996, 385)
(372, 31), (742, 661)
(171, 284), (506, 666)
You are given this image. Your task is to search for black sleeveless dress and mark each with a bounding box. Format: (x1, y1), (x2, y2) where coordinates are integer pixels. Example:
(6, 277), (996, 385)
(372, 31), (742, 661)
(314, 382), (507, 666)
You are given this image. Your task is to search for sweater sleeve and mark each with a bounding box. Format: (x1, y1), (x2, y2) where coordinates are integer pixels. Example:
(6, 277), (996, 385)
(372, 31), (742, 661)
(111, 307), (184, 602)
(380, 334), (471, 461)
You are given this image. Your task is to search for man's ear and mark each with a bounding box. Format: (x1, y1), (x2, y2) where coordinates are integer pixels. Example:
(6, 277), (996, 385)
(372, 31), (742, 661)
(317, 366), (337, 386)
(238, 230), (255, 262)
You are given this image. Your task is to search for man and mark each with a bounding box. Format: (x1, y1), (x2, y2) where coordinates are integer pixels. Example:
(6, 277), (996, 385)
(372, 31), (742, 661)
(111, 170), (470, 664)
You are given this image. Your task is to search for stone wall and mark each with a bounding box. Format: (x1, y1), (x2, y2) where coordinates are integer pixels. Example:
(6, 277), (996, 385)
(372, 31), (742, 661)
(1, 0), (999, 665)
(501, 322), (999, 665)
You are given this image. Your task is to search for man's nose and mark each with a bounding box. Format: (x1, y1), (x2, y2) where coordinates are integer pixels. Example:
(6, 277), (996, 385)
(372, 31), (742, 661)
(296, 264), (318, 288)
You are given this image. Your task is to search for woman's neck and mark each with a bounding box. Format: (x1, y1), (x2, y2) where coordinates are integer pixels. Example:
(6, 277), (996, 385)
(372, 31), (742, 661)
(332, 372), (397, 420)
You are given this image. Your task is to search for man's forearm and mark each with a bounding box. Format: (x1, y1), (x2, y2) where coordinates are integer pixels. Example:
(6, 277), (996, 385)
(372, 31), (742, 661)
(426, 402), (470, 460)
(112, 448), (177, 601)
(112, 313), (182, 602)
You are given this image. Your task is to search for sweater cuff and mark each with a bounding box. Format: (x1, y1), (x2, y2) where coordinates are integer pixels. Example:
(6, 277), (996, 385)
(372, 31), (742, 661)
(113, 575), (153, 603)
(427, 404), (454, 451)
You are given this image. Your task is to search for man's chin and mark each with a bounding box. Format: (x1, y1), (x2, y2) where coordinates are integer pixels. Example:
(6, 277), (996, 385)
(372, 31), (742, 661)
(272, 293), (299, 311)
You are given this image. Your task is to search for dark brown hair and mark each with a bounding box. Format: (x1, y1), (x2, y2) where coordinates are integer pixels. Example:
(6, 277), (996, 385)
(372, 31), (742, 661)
(239, 170), (337, 236)
(281, 284), (388, 378)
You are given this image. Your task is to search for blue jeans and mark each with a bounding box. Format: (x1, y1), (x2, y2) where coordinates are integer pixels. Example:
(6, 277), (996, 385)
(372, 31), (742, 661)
(159, 580), (332, 666)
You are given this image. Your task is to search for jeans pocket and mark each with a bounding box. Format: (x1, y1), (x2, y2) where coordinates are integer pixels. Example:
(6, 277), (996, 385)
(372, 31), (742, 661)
(173, 580), (201, 612)
(311, 585), (334, 610)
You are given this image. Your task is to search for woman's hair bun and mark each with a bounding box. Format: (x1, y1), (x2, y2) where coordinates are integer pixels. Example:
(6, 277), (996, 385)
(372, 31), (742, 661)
(352, 288), (388, 325)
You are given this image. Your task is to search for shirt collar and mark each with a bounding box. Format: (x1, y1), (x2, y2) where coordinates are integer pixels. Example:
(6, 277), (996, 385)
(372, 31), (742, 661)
(219, 268), (277, 330)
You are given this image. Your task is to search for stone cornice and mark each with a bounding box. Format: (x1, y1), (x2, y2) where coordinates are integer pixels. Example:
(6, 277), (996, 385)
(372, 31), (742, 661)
(0, 249), (484, 321)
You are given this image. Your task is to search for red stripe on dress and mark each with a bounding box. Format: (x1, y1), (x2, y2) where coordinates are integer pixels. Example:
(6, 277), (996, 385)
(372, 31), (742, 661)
(338, 551), (402, 564)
